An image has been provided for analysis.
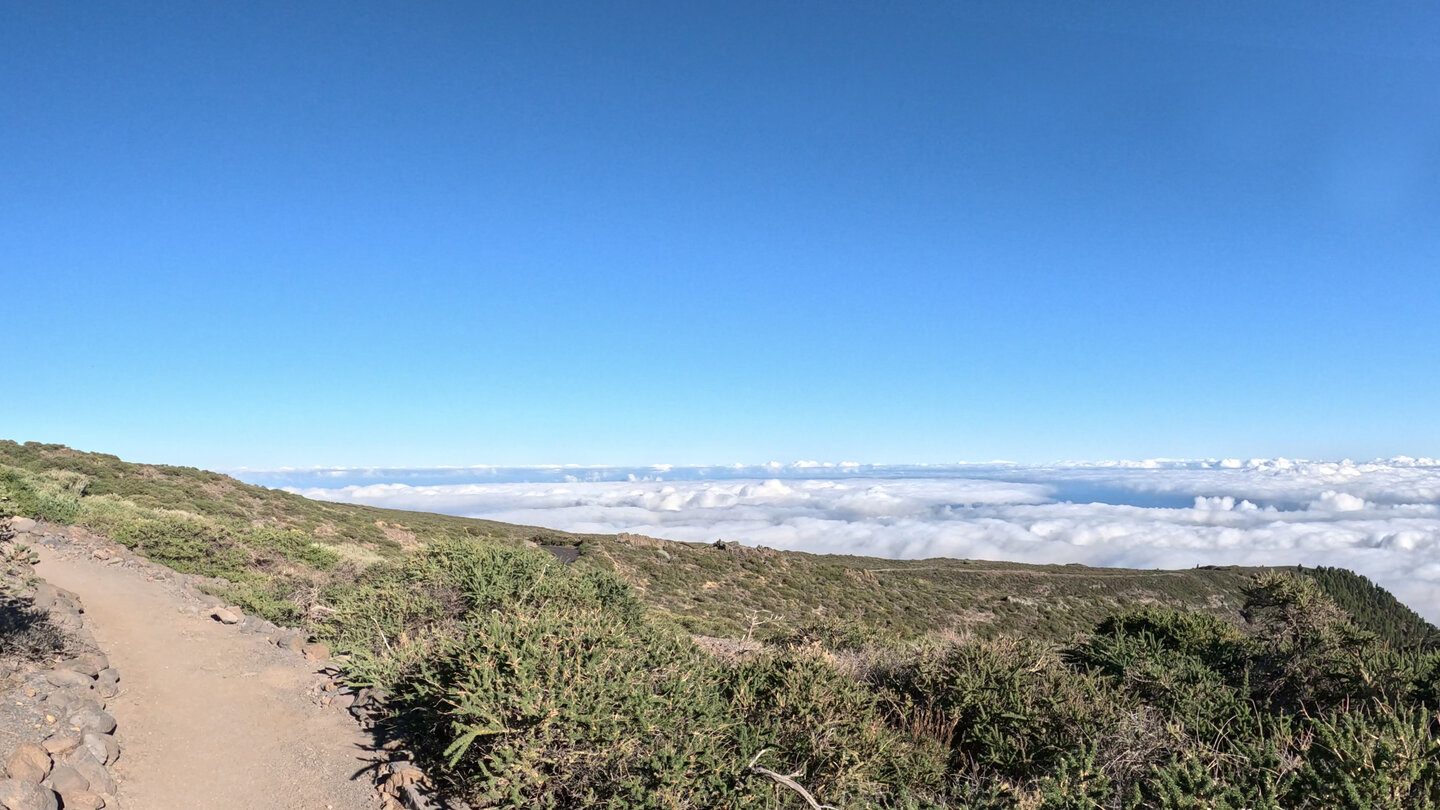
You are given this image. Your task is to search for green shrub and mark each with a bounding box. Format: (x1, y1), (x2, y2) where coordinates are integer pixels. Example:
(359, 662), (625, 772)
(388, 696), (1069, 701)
(1293, 703), (1440, 809)
(726, 649), (948, 804)
(0, 465), (84, 523)
(336, 540), (946, 809)
(769, 617), (891, 652)
(875, 637), (1123, 780)
(210, 578), (306, 625)
(103, 512), (251, 576)
(240, 526), (342, 570)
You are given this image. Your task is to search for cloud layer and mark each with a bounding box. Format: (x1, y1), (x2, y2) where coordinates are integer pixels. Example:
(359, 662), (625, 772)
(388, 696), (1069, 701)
(274, 459), (1440, 622)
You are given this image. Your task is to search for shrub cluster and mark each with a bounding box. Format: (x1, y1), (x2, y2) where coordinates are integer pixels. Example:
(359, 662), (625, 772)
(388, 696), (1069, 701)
(330, 540), (948, 808)
(330, 545), (1440, 809)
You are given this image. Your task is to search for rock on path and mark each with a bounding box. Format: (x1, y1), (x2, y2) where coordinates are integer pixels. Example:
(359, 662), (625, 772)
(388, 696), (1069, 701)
(33, 547), (381, 810)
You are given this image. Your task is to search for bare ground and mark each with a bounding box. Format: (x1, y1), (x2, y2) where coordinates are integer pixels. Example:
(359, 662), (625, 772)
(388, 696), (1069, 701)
(34, 546), (383, 810)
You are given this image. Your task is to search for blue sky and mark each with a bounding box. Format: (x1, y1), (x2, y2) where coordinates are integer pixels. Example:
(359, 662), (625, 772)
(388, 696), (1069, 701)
(4, 2), (1439, 469)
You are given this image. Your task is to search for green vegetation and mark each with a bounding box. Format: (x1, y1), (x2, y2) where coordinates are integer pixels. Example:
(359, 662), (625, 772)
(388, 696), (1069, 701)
(334, 544), (1440, 808)
(0, 440), (579, 549)
(575, 534), (1268, 641)
(5, 441), (1440, 808)
(328, 540), (948, 807)
(1298, 565), (1440, 648)
(0, 441), (586, 623)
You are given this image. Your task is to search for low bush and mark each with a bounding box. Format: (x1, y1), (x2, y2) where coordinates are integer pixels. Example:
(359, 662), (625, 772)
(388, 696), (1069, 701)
(0, 466), (84, 524)
(0, 593), (71, 665)
(334, 540), (947, 809)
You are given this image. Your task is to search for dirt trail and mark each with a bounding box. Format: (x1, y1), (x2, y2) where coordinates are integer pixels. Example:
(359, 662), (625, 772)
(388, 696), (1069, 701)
(35, 546), (382, 810)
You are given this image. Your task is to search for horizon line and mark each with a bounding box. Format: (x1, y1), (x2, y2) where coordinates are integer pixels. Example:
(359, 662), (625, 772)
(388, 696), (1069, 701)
(221, 455), (1440, 475)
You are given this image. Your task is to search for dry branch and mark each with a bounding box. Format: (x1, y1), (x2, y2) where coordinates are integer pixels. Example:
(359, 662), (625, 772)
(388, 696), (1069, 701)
(746, 749), (837, 810)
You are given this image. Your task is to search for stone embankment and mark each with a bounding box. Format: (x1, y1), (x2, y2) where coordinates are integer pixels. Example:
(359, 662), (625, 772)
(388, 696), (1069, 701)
(1, 518), (123, 810)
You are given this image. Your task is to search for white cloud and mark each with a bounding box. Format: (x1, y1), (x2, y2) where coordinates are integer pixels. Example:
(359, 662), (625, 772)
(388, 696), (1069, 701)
(278, 459), (1440, 622)
(1312, 491), (1368, 512)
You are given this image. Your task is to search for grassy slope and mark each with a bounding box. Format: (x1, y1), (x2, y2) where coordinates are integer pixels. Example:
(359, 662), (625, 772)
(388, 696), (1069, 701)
(0, 441), (587, 551)
(2, 440), (1433, 646)
(575, 534), (1263, 639)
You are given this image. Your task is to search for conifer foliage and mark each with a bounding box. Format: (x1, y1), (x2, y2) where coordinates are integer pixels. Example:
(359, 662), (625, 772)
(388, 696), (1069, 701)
(1299, 565), (1440, 649)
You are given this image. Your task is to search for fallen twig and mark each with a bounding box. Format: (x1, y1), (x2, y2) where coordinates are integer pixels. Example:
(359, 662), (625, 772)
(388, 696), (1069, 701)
(746, 749), (837, 810)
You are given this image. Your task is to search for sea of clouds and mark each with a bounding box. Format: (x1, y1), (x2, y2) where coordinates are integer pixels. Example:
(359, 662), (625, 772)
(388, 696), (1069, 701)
(237, 458), (1440, 622)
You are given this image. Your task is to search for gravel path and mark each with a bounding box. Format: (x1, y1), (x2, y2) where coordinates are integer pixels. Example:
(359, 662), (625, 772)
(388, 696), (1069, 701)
(34, 546), (382, 810)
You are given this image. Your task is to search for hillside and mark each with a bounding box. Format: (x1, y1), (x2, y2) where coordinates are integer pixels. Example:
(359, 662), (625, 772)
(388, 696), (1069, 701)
(1296, 564), (1440, 648)
(2, 441), (1433, 648)
(0, 441), (1255, 642)
(0, 441), (580, 550)
(8, 440), (1440, 808)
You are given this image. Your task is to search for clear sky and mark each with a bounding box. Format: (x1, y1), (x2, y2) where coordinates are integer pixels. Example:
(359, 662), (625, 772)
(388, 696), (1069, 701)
(3, 2), (1438, 469)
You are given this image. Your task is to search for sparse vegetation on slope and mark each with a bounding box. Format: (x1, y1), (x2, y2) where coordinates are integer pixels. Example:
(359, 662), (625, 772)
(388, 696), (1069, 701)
(0, 441), (579, 549)
(334, 543), (1440, 809)
(5, 441), (1440, 808)
(571, 533), (1265, 641)
(6, 441), (1433, 649)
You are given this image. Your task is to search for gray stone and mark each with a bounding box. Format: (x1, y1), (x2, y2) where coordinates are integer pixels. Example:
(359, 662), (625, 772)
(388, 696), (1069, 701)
(210, 608), (241, 625)
(44, 690), (86, 716)
(81, 734), (118, 766)
(66, 707), (116, 735)
(94, 669), (120, 698)
(56, 789), (104, 810)
(50, 587), (82, 610)
(240, 617), (280, 636)
(0, 780), (58, 810)
(40, 736), (80, 757)
(60, 655), (109, 678)
(62, 752), (113, 797)
(31, 583), (58, 609)
(45, 763), (88, 794)
(355, 686), (391, 708)
(9, 517), (37, 533)
(3, 743), (51, 784)
(66, 698), (105, 718)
